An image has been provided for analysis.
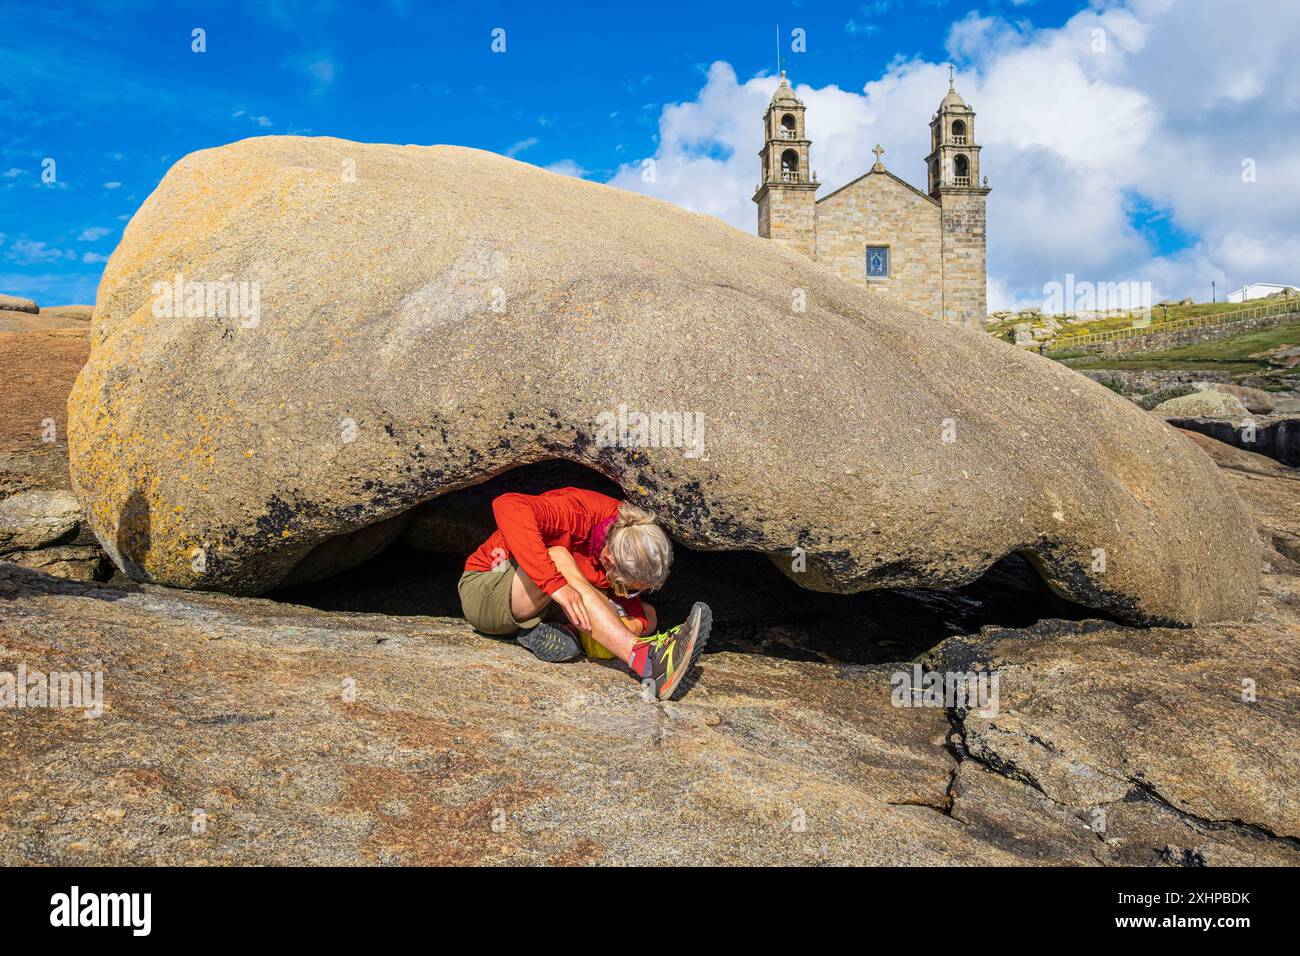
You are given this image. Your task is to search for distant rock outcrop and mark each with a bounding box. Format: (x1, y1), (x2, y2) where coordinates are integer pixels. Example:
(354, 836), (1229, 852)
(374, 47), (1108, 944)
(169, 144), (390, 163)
(1154, 390), (1249, 419)
(0, 489), (106, 581)
(0, 294), (38, 314)
(70, 136), (1260, 625)
(0, 303), (93, 333)
(1252, 344), (1300, 369)
(0, 490), (81, 551)
(1192, 382), (1275, 415)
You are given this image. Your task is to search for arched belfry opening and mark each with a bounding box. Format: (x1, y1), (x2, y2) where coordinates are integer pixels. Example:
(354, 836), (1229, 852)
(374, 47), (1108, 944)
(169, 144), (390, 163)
(781, 149), (799, 178)
(951, 118), (967, 143)
(954, 153), (970, 184)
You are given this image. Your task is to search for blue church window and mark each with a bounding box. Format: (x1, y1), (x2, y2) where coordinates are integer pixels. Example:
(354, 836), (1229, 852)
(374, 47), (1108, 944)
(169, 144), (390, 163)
(867, 246), (890, 278)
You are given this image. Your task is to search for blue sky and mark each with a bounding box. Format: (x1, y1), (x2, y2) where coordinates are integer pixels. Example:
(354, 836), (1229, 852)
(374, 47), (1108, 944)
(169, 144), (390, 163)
(2, 0), (1288, 308)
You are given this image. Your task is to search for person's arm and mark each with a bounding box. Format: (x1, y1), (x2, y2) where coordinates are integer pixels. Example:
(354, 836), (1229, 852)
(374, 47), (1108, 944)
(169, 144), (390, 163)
(491, 493), (566, 595)
(548, 547), (646, 634)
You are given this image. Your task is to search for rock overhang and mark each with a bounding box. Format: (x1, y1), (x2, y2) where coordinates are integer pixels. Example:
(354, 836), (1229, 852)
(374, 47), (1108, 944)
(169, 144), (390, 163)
(67, 135), (1260, 626)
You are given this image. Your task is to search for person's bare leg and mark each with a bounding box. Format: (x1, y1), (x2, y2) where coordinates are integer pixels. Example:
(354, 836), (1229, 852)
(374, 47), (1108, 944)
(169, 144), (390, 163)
(567, 580), (638, 663)
(509, 569), (551, 623)
(533, 544), (667, 664)
(539, 546), (707, 700)
(538, 547), (639, 663)
(509, 563), (633, 658)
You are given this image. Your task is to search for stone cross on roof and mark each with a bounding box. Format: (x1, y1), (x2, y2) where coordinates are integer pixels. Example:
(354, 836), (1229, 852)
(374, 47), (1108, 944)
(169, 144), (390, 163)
(872, 144), (885, 171)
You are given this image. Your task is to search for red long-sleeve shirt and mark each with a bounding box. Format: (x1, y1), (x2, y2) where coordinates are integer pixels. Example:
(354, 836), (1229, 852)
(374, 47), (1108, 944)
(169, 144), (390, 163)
(465, 487), (649, 631)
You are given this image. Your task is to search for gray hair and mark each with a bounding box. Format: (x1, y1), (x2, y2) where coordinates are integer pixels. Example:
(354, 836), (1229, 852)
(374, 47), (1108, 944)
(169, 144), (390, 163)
(605, 502), (673, 591)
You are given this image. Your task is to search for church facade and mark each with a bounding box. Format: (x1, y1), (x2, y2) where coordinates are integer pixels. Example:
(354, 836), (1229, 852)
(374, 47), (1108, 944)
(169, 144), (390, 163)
(752, 72), (991, 328)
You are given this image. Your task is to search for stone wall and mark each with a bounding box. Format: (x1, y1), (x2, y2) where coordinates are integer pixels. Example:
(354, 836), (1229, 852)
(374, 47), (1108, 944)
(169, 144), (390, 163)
(757, 185), (817, 259)
(814, 172), (943, 319)
(1077, 369), (1232, 392)
(1051, 312), (1297, 356)
(938, 188), (988, 330)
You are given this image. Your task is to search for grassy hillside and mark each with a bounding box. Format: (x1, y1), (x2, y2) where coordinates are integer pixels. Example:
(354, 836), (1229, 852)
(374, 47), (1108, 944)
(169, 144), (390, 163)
(987, 300), (1253, 341)
(1062, 318), (1300, 375)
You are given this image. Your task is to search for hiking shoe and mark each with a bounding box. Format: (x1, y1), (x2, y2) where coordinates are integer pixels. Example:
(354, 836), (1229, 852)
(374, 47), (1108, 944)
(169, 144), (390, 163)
(516, 622), (582, 662)
(635, 601), (711, 701)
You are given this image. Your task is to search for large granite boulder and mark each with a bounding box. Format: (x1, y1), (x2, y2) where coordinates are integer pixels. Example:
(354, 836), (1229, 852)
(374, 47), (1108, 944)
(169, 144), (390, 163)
(69, 136), (1259, 625)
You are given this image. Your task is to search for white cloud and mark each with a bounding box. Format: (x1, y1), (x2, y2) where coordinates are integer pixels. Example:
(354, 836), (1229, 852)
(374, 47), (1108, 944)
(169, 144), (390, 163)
(505, 137), (539, 158)
(233, 108), (273, 127)
(3, 168), (25, 178)
(844, 0), (900, 37)
(606, 0), (1300, 309)
(78, 226), (110, 241)
(944, 12), (1007, 61)
(545, 159), (588, 179)
(607, 62), (771, 227)
(103, 181), (122, 190)
(81, 252), (109, 264)
(844, 20), (880, 37)
(7, 238), (70, 264)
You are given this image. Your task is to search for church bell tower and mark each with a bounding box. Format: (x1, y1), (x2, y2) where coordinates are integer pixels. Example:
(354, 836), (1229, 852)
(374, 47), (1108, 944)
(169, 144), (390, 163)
(926, 69), (991, 328)
(753, 71), (818, 259)
(926, 68), (987, 198)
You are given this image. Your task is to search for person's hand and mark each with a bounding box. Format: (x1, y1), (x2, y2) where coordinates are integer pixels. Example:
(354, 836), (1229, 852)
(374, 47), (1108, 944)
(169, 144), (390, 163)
(550, 583), (591, 632)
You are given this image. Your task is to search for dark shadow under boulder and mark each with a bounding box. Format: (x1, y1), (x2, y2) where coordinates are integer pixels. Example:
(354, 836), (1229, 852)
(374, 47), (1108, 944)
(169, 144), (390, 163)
(270, 460), (1108, 666)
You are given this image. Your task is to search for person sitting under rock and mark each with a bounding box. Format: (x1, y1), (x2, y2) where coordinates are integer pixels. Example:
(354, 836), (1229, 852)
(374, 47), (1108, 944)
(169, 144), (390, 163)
(458, 487), (710, 701)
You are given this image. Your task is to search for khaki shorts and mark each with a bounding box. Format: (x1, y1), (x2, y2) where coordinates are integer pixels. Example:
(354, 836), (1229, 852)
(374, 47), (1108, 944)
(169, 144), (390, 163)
(458, 560), (563, 636)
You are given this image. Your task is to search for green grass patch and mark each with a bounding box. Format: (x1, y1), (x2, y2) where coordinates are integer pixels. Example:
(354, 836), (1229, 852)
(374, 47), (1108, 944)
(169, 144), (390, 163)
(989, 299), (1295, 343)
(1057, 301), (1247, 338)
(1062, 319), (1300, 374)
